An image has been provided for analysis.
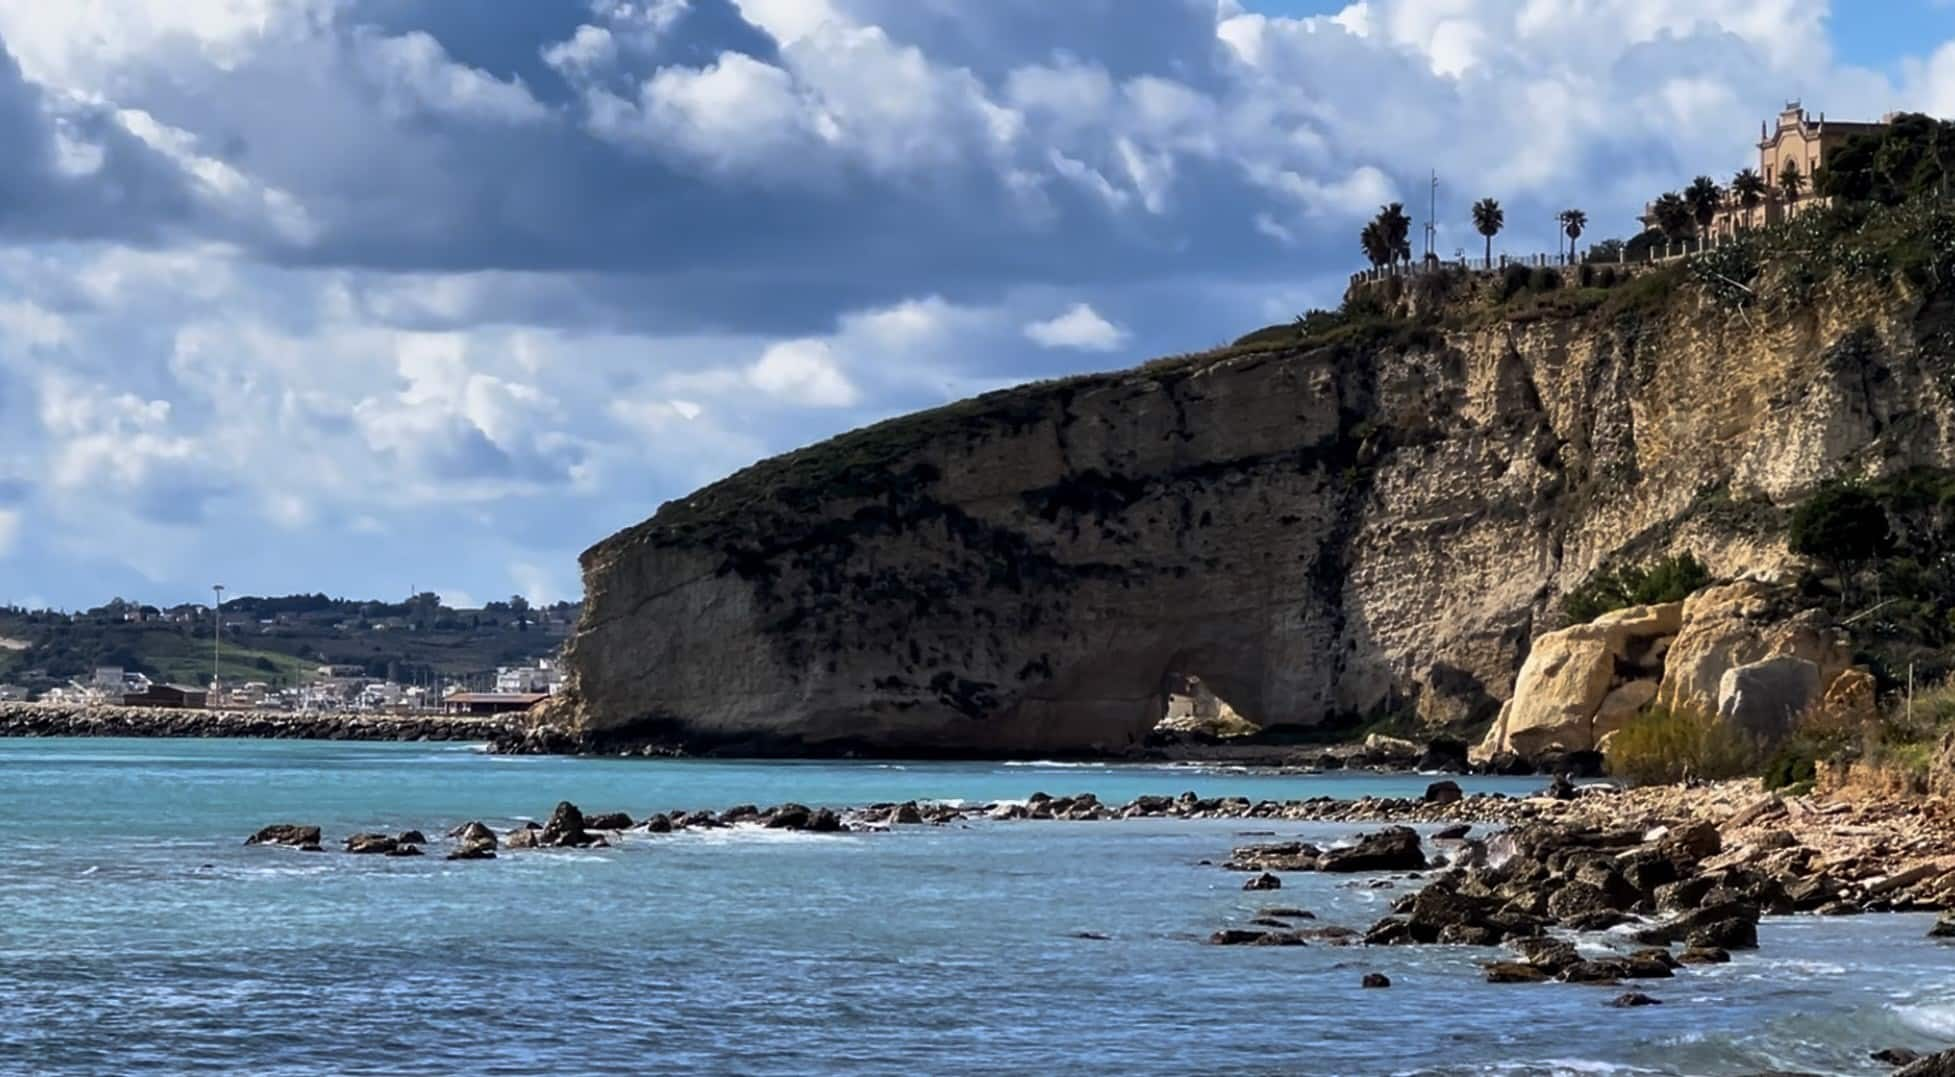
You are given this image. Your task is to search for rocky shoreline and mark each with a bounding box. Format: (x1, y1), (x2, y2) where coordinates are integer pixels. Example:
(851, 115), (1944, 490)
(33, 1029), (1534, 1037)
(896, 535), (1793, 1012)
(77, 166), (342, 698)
(0, 702), (516, 743)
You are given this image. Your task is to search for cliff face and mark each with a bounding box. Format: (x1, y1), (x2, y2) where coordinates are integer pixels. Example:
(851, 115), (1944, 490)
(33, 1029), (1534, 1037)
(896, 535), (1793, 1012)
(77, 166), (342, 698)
(548, 272), (1955, 756)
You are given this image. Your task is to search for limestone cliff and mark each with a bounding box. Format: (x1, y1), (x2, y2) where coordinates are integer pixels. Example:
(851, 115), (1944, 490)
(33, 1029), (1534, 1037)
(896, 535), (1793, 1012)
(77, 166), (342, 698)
(545, 262), (1955, 756)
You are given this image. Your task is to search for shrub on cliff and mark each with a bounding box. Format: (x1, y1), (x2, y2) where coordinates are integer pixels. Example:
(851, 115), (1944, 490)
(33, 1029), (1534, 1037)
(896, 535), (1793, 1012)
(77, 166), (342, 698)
(1605, 708), (1761, 785)
(1561, 554), (1710, 624)
(1790, 482), (1893, 605)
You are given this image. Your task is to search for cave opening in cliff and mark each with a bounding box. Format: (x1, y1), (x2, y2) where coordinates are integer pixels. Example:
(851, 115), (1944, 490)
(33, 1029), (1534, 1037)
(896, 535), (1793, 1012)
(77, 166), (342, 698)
(1153, 672), (1260, 740)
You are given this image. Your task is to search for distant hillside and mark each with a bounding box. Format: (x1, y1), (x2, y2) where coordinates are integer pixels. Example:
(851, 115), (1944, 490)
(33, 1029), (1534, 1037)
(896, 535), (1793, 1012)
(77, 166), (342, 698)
(0, 593), (576, 691)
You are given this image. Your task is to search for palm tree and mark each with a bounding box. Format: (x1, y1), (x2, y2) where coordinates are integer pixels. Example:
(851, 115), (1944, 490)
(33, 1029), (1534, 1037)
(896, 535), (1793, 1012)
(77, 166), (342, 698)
(1731, 168), (1766, 229)
(1780, 159), (1806, 206)
(1376, 202), (1413, 268)
(1360, 221), (1389, 269)
(1684, 175), (1721, 247)
(1559, 209), (1587, 263)
(1651, 192), (1693, 253)
(1472, 197), (1504, 269)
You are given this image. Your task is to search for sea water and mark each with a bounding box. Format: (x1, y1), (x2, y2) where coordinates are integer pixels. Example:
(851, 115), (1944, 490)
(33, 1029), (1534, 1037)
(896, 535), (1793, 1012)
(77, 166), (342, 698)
(1, 738), (1950, 1075)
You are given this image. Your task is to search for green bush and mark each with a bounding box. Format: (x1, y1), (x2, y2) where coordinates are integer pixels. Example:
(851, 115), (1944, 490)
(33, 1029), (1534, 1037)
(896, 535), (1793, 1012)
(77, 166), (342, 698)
(1562, 553), (1711, 624)
(1528, 267), (1560, 292)
(1606, 708), (1763, 785)
(1761, 743), (1818, 790)
(1497, 264), (1532, 301)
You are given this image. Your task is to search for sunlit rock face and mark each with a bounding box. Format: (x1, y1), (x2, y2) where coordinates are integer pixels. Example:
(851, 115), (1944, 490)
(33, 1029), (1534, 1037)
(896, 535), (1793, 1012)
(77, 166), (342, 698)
(546, 277), (1955, 756)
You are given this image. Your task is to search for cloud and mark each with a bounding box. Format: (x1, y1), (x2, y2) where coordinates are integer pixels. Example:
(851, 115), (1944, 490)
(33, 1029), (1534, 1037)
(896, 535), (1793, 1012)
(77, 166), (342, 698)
(746, 340), (859, 406)
(0, 0), (1950, 607)
(1024, 303), (1128, 352)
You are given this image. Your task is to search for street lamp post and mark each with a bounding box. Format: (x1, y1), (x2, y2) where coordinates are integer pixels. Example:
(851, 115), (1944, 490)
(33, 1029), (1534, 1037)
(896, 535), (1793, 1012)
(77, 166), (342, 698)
(212, 584), (225, 705)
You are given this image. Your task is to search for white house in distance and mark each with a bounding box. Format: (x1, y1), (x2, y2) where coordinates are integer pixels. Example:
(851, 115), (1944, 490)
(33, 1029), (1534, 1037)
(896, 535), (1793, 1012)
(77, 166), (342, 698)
(494, 659), (562, 695)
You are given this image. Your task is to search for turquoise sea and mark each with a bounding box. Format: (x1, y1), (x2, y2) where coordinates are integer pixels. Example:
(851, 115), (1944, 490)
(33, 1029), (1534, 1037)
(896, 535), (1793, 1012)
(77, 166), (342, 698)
(3, 738), (1952, 1075)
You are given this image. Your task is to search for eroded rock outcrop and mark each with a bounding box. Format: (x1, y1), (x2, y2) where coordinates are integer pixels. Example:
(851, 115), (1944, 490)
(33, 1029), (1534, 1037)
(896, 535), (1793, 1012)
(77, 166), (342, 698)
(543, 276), (1955, 757)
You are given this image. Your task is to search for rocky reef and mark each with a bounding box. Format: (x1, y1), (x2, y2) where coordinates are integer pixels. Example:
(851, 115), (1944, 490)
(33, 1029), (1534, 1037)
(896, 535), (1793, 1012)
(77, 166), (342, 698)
(541, 251), (1955, 757)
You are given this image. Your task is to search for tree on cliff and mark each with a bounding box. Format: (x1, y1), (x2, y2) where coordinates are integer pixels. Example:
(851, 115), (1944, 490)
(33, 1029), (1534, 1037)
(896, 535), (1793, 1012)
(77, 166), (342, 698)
(1360, 221), (1389, 269)
(1360, 204), (1412, 271)
(1730, 168), (1767, 227)
(1684, 176), (1721, 247)
(1651, 193), (1693, 248)
(1790, 483), (1893, 606)
(1558, 209), (1586, 263)
(1779, 159), (1806, 205)
(1472, 198), (1504, 268)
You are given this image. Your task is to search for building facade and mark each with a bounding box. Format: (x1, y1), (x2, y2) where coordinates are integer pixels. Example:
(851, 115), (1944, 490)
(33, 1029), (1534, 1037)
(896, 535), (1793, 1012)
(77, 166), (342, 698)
(1645, 102), (1890, 239)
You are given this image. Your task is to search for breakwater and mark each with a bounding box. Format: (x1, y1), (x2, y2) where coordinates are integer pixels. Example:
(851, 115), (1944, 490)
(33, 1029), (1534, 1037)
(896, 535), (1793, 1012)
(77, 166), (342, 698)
(0, 702), (513, 742)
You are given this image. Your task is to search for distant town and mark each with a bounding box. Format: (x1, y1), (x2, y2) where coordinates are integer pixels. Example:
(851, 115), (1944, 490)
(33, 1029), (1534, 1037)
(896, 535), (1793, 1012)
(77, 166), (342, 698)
(0, 592), (579, 716)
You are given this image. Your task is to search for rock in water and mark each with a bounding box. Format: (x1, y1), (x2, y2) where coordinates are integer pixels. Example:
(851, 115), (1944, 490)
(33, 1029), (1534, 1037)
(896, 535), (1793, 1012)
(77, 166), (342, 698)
(530, 291), (1925, 757)
(344, 833), (397, 854)
(246, 824), (321, 849)
(1423, 780), (1462, 805)
(1608, 992), (1662, 1008)
(584, 812), (633, 831)
(540, 802), (590, 847)
(1320, 827), (1426, 873)
(450, 821), (498, 848)
(1360, 973), (1391, 989)
(1243, 872), (1282, 891)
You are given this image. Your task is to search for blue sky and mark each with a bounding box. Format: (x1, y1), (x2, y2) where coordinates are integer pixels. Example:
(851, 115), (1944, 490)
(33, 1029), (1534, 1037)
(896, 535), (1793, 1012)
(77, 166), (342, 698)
(0, 0), (1951, 609)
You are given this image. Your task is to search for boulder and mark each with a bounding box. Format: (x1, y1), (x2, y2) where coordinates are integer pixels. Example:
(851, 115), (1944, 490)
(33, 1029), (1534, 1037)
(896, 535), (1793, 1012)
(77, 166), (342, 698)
(1434, 824), (1472, 841)
(1484, 961), (1553, 983)
(1685, 918), (1758, 951)
(1360, 972), (1391, 989)
(1320, 827), (1426, 873)
(1927, 912), (1955, 938)
(585, 812), (634, 831)
(504, 828), (540, 849)
(451, 821), (497, 847)
(1676, 946), (1730, 964)
(1872, 1049), (1923, 1067)
(1243, 872), (1282, 891)
(344, 833), (397, 854)
(246, 824), (322, 849)
(1656, 582), (1850, 717)
(1476, 625), (1619, 758)
(446, 836), (497, 860)
(1592, 680), (1659, 743)
(1716, 655), (1822, 744)
(642, 813), (674, 833)
(807, 808), (843, 833)
(1423, 780), (1463, 805)
(1559, 959), (1629, 984)
(1609, 992), (1662, 1008)
(540, 801), (590, 847)
(1209, 928), (1303, 946)
(764, 804), (813, 830)
(396, 830), (428, 846)
(893, 802), (924, 825)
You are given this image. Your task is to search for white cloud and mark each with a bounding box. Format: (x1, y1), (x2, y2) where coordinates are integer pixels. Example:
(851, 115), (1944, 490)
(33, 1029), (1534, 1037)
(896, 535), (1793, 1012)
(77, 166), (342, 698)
(541, 25), (617, 76)
(746, 340), (859, 406)
(1024, 303), (1128, 352)
(360, 31), (548, 124)
(0, 509), (18, 557)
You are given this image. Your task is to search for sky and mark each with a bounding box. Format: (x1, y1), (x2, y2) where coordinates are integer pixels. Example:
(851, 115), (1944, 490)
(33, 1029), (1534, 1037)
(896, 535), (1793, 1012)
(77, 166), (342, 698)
(1, 0), (1953, 610)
